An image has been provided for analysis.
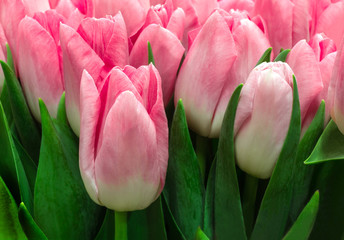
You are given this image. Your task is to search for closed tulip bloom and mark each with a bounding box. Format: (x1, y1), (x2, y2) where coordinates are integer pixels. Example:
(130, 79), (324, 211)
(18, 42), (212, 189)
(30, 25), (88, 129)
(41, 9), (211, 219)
(174, 10), (271, 138)
(17, 10), (64, 121)
(328, 36), (344, 134)
(60, 12), (129, 135)
(79, 64), (168, 211)
(234, 62), (294, 179)
(130, 0), (185, 105)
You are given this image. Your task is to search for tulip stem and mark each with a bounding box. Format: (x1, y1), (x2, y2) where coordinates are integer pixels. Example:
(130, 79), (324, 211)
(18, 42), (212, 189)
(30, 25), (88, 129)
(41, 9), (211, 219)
(114, 211), (127, 240)
(242, 174), (258, 238)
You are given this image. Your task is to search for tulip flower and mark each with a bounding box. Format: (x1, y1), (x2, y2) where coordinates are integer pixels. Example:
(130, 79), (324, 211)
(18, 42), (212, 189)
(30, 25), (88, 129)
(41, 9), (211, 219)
(79, 64), (168, 211)
(60, 12), (129, 136)
(17, 10), (64, 121)
(92, 0), (150, 36)
(130, 0), (185, 105)
(328, 36), (344, 134)
(218, 0), (255, 15)
(0, 24), (7, 91)
(174, 10), (271, 138)
(254, 0), (311, 56)
(234, 62), (294, 179)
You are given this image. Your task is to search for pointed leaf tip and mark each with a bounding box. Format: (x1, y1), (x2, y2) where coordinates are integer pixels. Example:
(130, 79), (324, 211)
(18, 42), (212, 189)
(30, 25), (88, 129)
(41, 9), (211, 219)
(148, 41), (155, 66)
(256, 48), (272, 66)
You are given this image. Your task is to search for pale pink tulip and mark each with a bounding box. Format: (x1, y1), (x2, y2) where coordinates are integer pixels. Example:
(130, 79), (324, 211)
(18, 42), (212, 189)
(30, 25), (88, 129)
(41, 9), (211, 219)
(234, 62), (294, 179)
(17, 10), (64, 121)
(60, 12), (129, 135)
(79, 64), (168, 211)
(328, 36), (344, 134)
(130, 0), (185, 105)
(254, 0), (311, 56)
(174, 10), (271, 138)
(218, 0), (255, 15)
(0, 23), (7, 91)
(92, 0), (150, 36)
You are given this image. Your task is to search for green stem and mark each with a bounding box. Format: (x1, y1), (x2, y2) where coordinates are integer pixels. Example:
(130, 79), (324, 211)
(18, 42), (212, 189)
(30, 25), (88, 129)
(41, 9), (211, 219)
(195, 135), (209, 181)
(242, 174), (258, 238)
(114, 211), (127, 240)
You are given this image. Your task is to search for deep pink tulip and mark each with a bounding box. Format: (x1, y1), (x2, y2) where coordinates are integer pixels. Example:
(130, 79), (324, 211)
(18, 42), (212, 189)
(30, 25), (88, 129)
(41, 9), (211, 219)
(92, 0), (150, 36)
(79, 64), (168, 211)
(17, 10), (64, 121)
(234, 62), (294, 179)
(328, 36), (344, 134)
(174, 10), (271, 138)
(130, 0), (185, 105)
(254, 0), (311, 56)
(60, 12), (129, 135)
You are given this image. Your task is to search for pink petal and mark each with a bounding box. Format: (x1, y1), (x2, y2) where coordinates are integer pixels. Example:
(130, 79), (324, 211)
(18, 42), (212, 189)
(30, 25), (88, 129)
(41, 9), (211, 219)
(93, 0), (150, 36)
(166, 7), (185, 40)
(95, 91), (160, 211)
(316, 1), (344, 48)
(60, 23), (105, 135)
(191, 0), (218, 24)
(210, 18), (271, 137)
(254, 0), (294, 56)
(130, 24), (185, 105)
(79, 70), (101, 205)
(17, 16), (64, 121)
(174, 11), (237, 137)
(235, 65), (293, 179)
(286, 40), (323, 122)
(77, 14), (129, 69)
(21, 0), (50, 16)
(218, 0), (254, 14)
(292, 0), (311, 45)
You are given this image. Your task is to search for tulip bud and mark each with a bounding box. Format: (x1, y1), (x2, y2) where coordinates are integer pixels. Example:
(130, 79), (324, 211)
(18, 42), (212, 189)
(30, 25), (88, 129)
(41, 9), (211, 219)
(79, 64), (168, 211)
(174, 10), (270, 138)
(17, 11), (65, 121)
(234, 62), (294, 179)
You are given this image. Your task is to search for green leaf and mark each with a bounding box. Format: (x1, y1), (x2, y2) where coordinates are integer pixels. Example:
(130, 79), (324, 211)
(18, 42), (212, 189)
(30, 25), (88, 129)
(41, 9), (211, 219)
(0, 177), (27, 239)
(1, 82), (14, 126)
(195, 227), (210, 240)
(163, 99), (204, 239)
(148, 41), (155, 65)
(162, 193), (187, 240)
(56, 92), (68, 125)
(0, 60), (41, 162)
(94, 209), (114, 240)
(18, 202), (47, 240)
(274, 49), (291, 62)
(215, 84), (246, 240)
(309, 160), (344, 239)
(34, 99), (104, 239)
(6, 44), (15, 71)
(290, 101), (325, 221)
(251, 76), (301, 240)
(203, 157), (216, 239)
(256, 48), (272, 66)
(283, 191), (319, 240)
(305, 120), (344, 164)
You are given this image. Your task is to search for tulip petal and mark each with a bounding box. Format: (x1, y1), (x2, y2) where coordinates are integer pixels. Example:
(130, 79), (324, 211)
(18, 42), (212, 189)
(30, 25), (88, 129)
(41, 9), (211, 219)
(210, 19), (271, 137)
(316, 1), (344, 48)
(77, 13), (129, 69)
(95, 91), (160, 211)
(292, 0), (311, 45)
(17, 16), (64, 121)
(93, 0), (150, 36)
(287, 40), (323, 122)
(130, 24), (185, 105)
(79, 70), (101, 205)
(174, 11), (237, 137)
(60, 23), (105, 135)
(166, 7), (185, 40)
(235, 69), (293, 179)
(218, 0), (254, 14)
(254, 0), (293, 56)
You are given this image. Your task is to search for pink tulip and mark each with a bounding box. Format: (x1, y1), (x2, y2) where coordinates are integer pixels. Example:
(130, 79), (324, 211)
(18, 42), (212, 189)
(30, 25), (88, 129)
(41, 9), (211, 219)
(0, 23), (7, 91)
(234, 62), (294, 179)
(17, 10), (64, 121)
(79, 64), (168, 211)
(328, 36), (344, 134)
(174, 10), (271, 138)
(60, 12), (129, 135)
(218, 0), (255, 15)
(130, 0), (185, 105)
(254, 0), (311, 56)
(92, 0), (150, 36)
(301, 34), (337, 131)
(315, 0), (344, 48)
